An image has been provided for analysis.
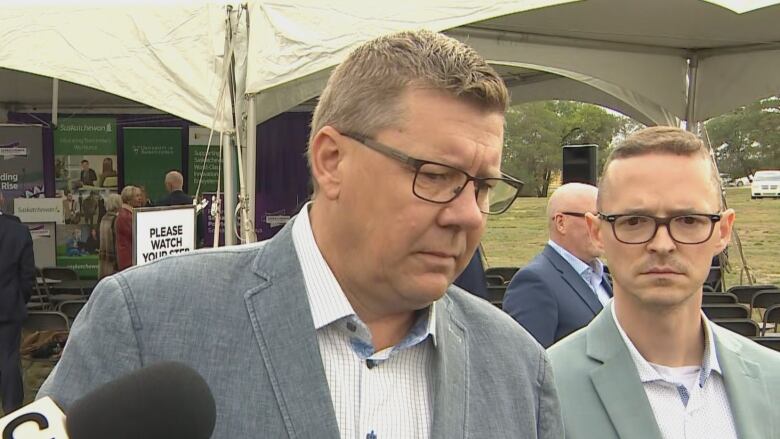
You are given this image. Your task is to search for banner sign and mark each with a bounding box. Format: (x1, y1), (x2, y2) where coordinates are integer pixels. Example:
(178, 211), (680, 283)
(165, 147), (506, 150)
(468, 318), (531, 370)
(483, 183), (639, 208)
(133, 205), (196, 265)
(56, 223), (99, 279)
(27, 222), (57, 268)
(14, 198), (64, 223)
(188, 126), (221, 194)
(53, 117), (116, 155)
(123, 127), (182, 203)
(0, 124), (45, 213)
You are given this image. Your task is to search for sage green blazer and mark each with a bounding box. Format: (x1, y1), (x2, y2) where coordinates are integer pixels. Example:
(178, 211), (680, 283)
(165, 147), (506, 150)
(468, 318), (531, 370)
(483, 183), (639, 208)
(548, 305), (780, 439)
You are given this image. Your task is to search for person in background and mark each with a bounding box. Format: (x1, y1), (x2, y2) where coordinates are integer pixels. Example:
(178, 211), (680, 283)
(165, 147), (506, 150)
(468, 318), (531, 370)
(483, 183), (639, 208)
(72, 159), (97, 189)
(98, 194), (122, 279)
(0, 191), (21, 223)
(116, 185), (142, 271)
(83, 227), (99, 255)
(503, 183), (611, 348)
(39, 30), (560, 438)
(0, 199), (35, 413)
(97, 157), (117, 188)
(549, 126), (780, 439)
(157, 170), (204, 247)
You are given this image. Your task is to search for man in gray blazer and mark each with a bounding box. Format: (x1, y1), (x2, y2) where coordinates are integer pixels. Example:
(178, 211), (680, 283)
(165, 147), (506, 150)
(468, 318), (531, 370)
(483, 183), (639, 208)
(549, 126), (780, 439)
(503, 183), (611, 347)
(39, 30), (562, 438)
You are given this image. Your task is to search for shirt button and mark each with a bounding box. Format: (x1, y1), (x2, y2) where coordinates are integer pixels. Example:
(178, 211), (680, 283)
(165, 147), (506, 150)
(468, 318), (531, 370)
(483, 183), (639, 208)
(346, 322), (357, 332)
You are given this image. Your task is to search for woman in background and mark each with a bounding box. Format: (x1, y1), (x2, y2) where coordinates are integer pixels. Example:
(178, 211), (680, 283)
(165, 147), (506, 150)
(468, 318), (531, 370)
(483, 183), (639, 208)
(116, 186), (143, 271)
(98, 194), (122, 279)
(97, 157), (118, 187)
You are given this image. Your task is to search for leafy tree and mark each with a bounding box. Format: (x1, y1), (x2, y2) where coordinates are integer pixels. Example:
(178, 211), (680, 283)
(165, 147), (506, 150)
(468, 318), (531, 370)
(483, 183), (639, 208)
(503, 101), (631, 197)
(706, 96), (780, 178)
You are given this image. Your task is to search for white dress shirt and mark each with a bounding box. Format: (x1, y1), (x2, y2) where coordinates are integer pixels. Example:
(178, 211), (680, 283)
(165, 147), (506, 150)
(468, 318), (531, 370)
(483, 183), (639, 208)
(292, 203), (435, 439)
(548, 240), (611, 306)
(612, 303), (738, 439)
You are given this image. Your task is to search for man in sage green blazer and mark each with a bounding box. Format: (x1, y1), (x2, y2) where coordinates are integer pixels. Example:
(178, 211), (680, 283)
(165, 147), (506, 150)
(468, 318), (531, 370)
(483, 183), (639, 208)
(549, 126), (780, 439)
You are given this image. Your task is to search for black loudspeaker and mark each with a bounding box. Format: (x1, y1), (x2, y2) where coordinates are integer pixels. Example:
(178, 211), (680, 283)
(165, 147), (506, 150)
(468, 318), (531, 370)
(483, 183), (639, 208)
(562, 144), (598, 186)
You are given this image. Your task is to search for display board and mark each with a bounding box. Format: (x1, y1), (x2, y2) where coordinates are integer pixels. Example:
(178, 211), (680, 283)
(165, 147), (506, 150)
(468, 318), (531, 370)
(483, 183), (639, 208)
(123, 127), (182, 203)
(133, 205), (196, 266)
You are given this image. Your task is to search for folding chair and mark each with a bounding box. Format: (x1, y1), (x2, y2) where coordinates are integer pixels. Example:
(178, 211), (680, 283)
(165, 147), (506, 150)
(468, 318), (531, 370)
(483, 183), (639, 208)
(702, 292), (738, 305)
(712, 319), (759, 337)
(484, 267), (519, 284)
(726, 284), (778, 305)
(40, 266), (85, 308)
(701, 304), (749, 320)
(486, 285), (508, 303)
(751, 289), (780, 317)
(486, 275), (505, 287)
(761, 304), (780, 336)
(58, 299), (88, 325)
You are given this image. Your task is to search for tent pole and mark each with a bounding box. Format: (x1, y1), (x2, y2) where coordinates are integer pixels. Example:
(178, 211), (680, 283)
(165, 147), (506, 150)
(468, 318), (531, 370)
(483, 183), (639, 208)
(246, 95), (257, 242)
(684, 54), (699, 131)
(52, 78), (59, 127)
(223, 132), (236, 245)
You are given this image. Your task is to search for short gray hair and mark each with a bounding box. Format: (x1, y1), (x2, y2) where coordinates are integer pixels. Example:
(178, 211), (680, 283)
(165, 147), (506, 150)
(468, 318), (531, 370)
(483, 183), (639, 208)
(120, 185), (139, 204)
(104, 193), (122, 213)
(308, 29), (508, 168)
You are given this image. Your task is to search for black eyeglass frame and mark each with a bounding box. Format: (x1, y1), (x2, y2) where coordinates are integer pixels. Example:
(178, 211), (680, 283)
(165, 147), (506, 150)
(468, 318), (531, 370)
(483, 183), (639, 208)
(342, 132), (524, 215)
(559, 211), (589, 218)
(597, 212), (723, 244)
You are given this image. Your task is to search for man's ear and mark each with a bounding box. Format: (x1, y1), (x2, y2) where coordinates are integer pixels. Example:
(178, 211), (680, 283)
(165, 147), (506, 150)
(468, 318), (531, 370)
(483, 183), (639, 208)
(552, 213), (565, 234)
(309, 126), (346, 200)
(714, 208), (735, 254)
(585, 212), (603, 248)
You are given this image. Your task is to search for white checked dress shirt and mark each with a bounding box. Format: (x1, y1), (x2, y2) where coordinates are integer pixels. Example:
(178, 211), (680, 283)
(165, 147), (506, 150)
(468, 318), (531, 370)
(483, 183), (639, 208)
(612, 303), (738, 439)
(292, 204), (435, 439)
(548, 240), (611, 306)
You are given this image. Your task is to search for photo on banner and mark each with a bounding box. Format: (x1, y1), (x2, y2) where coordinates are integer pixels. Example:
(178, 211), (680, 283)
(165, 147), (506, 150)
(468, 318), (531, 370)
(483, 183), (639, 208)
(53, 117), (117, 279)
(123, 127), (182, 204)
(0, 124), (45, 213)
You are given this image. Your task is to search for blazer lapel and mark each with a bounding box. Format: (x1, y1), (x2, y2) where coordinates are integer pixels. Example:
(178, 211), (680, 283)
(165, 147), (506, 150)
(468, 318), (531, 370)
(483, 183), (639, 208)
(430, 295), (468, 439)
(713, 326), (774, 438)
(244, 223), (340, 439)
(587, 308), (664, 439)
(543, 245), (602, 314)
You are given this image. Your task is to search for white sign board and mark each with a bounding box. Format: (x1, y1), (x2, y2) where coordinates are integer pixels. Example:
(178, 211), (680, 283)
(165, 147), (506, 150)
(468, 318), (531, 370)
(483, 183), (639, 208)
(133, 205), (196, 266)
(14, 198), (64, 223)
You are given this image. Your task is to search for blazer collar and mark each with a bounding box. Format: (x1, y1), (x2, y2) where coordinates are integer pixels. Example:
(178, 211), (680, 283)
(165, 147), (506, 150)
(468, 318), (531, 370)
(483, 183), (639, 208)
(429, 292), (468, 439)
(586, 306), (664, 439)
(712, 325), (773, 438)
(245, 221), (341, 439)
(542, 245), (603, 314)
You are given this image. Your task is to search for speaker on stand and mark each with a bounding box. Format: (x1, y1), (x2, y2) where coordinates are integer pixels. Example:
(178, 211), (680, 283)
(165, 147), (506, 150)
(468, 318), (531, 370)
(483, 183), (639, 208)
(562, 144), (598, 186)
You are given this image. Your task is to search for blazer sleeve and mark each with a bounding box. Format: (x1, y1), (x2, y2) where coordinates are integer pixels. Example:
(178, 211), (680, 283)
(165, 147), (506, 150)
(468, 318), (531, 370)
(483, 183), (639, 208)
(502, 267), (559, 348)
(19, 228), (36, 302)
(38, 275), (143, 409)
(537, 351), (564, 439)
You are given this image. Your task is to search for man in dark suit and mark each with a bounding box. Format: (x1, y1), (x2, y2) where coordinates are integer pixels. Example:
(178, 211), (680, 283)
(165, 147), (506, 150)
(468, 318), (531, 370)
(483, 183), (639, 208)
(503, 183), (611, 347)
(156, 171), (193, 206)
(0, 191), (35, 413)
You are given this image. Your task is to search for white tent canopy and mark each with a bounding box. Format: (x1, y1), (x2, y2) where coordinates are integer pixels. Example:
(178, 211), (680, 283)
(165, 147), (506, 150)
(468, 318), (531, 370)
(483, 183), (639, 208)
(245, 0), (780, 127)
(0, 1), (236, 131)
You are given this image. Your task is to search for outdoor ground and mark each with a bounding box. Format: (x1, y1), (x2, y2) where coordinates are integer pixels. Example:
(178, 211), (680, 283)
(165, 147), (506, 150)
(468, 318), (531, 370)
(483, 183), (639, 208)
(483, 186), (780, 288)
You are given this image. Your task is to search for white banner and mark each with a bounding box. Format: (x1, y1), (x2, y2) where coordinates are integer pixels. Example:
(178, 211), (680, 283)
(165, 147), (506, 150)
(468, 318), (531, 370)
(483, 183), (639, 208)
(14, 198), (64, 223)
(133, 205), (197, 266)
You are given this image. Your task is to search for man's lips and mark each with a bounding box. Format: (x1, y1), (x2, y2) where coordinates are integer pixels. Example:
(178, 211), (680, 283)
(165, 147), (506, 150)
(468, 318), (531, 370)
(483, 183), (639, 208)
(641, 267), (683, 275)
(418, 251), (458, 259)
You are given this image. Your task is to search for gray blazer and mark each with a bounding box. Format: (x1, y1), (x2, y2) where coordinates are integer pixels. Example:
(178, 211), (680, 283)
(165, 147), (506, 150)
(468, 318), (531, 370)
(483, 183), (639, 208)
(39, 220), (562, 438)
(548, 305), (780, 439)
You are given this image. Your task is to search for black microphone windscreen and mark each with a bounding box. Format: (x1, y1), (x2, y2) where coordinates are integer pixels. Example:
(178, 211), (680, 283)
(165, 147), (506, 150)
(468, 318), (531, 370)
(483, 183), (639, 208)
(65, 361), (216, 439)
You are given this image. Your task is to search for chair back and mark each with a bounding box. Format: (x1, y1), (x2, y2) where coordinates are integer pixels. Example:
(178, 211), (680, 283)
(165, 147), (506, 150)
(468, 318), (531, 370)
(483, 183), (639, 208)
(59, 300), (88, 322)
(484, 267), (519, 284)
(486, 285), (507, 303)
(23, 311), (70, 332)
(761, 304), (780, 336)
(751, 289), (780, 312)
(486, 275), (505, 287)
(702, 304), (749, 320)
(41, 267), (79, 281)
(712, 318), (759, 337)
(702, 292), (738, 304)
(726, 284), (778, 304)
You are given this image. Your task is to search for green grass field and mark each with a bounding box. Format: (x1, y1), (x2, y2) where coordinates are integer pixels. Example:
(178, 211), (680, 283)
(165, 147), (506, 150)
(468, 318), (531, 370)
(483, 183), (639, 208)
(483, 187), (780, 289)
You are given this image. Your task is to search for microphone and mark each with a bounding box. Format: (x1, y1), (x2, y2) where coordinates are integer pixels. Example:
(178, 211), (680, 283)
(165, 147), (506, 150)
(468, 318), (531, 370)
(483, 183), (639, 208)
(0, 361), (216, 439)
(66, 361), (216, 439)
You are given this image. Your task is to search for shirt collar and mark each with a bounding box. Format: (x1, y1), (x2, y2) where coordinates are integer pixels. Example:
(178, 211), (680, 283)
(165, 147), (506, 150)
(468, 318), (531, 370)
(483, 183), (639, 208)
(291, 201), (437, 348)
(612, 302), (721, 387)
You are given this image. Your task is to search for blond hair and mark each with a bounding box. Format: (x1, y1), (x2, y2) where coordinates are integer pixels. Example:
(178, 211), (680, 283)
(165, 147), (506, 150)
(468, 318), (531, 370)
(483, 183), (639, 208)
(308, 29), (508, 168)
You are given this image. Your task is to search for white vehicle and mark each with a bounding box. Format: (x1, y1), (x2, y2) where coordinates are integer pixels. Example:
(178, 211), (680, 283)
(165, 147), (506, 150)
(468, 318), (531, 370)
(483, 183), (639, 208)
(751, 170), (780, 199)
